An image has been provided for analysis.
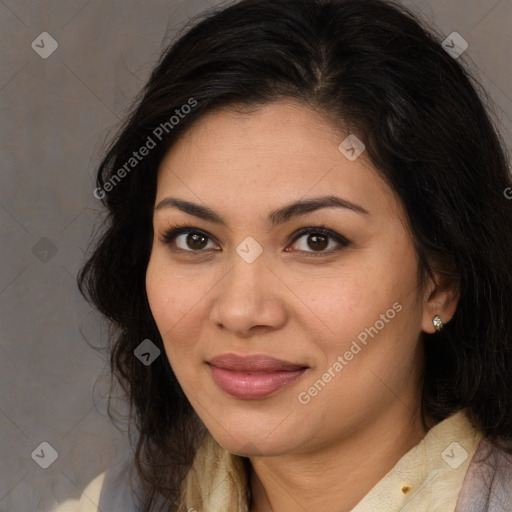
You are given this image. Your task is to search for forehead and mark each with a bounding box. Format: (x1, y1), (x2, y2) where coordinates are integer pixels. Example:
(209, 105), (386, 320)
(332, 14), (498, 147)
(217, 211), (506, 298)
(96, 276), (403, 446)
(155, 100), (400, 222)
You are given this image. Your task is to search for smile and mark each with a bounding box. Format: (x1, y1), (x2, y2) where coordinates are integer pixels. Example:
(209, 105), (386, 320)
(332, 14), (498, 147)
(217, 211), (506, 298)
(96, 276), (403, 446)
(206, 353), (309, 399)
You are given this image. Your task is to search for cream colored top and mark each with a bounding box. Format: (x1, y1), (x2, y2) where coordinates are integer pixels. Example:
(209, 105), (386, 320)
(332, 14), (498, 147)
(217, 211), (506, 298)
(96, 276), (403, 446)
(52, 411), (482, 512)
(52, 471), (105, 512)
(350, 411), (482, 512)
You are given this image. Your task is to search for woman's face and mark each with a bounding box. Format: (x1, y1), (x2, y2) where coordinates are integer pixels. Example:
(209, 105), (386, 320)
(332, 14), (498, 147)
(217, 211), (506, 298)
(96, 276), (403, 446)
(146, 100), (437, 456)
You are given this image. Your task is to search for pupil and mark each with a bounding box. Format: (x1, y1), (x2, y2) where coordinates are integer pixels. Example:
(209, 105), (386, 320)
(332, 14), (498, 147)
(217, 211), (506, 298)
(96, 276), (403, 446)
(188, 232), (207, 250)
(308, 234), (328, 251)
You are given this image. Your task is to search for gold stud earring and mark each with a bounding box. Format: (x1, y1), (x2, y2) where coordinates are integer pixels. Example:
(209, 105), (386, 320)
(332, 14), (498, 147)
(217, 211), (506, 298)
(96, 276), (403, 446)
(433, 315), (444, 332)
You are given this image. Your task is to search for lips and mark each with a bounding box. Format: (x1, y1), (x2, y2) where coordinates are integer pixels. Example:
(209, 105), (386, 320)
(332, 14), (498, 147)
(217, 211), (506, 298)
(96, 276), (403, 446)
(208, 353), (307, 372)
(207, 353), (308, 399)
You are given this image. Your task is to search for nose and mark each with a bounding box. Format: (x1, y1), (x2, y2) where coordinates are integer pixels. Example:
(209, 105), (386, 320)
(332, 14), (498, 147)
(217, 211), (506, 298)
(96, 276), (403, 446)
(209, 252), (288, 337)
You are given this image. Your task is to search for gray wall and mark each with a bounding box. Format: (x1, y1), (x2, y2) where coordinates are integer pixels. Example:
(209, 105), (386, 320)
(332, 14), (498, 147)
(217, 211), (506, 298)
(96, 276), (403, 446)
(1, 0), (511, 510)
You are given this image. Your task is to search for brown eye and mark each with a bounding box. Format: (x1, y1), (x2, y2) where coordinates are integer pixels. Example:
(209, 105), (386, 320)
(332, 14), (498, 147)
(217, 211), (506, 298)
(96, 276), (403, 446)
(186, 232), (208, 250)
(289, 227), (350, 255)
(162, 227), (219, 252)
(306, 233), (329, 251)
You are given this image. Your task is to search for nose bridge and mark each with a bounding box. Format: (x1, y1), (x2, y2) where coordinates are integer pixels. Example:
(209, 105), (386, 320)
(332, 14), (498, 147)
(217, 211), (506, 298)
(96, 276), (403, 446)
(224, 245), (269, 301)
(225, 233), (268, 289)
(210, 245), (287, 333)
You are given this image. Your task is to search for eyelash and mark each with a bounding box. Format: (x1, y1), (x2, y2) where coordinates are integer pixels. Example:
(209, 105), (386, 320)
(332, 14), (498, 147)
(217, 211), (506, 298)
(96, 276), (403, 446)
(159, 223), (351, 256)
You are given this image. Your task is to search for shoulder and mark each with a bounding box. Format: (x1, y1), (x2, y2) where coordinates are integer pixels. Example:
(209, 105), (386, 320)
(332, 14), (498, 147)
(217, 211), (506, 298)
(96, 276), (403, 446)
(51, 457), (139, 512)
(455, 437), (512, 512)
(94, 456), (145, 511)
(51, 472), (106, 512)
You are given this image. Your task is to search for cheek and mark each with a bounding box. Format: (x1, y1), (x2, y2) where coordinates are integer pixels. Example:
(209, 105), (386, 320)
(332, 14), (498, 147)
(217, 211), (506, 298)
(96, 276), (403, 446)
(145, 255), (173, 331)
(145, 252), (196, 349)
(307, 254), (421, 360)
(300, 271), (409, 342)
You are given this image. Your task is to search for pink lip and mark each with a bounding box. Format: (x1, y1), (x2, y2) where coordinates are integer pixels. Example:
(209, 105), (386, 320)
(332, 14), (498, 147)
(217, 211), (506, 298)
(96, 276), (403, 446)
(207, 353), (308, 399)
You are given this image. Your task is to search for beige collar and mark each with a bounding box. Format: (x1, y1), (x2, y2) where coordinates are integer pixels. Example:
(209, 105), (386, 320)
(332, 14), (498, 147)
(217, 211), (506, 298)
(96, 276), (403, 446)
(350, 411), (482, 512)
(180, 410), (482, 512)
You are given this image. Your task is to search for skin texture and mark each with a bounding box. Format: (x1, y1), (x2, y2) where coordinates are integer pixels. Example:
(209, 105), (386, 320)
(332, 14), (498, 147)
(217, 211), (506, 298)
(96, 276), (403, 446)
(145, 101), (459, 512)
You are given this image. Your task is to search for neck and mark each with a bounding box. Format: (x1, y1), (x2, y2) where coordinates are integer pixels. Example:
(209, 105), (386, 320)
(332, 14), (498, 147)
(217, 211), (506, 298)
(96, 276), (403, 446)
(249, 404), (435, 512)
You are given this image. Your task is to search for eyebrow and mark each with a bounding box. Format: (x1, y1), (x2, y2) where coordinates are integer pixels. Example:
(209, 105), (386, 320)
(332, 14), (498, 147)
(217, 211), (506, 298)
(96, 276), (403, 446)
(154, 195), (369, 227)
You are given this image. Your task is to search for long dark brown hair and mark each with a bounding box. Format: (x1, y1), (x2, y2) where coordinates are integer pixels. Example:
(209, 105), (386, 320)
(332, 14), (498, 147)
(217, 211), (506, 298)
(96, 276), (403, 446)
(78, 0), (512, 509)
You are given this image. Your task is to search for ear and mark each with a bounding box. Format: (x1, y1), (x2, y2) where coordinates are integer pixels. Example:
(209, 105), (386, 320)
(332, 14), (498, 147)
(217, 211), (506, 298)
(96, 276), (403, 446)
(421, 272), (460, 334)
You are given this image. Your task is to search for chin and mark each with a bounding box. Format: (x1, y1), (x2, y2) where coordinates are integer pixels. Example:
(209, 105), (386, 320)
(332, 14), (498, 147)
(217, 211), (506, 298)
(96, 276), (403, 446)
(208, 426), (297, 458)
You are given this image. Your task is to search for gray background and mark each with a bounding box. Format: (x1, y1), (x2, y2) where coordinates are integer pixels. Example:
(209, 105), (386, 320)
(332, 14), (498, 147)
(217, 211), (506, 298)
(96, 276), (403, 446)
(1, 0), (511, 510)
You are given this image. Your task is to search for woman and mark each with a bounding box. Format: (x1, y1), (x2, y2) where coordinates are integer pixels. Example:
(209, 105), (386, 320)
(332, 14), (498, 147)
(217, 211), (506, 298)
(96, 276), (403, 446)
(53, 0), (512, 510)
